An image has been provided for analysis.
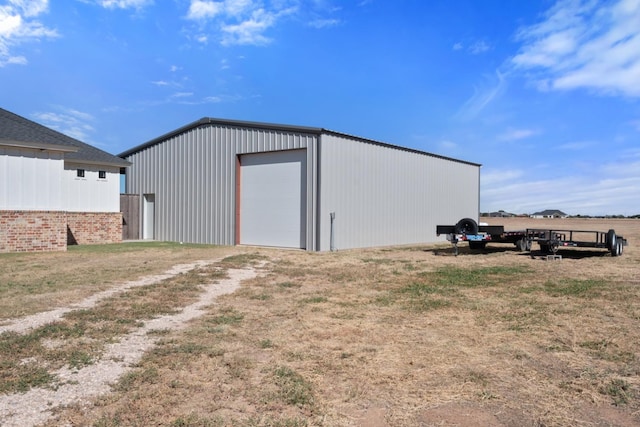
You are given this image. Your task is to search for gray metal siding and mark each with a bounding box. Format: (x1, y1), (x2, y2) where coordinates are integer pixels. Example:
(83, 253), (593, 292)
(124, 124), (318, 247)
(317, 134), (480, 250)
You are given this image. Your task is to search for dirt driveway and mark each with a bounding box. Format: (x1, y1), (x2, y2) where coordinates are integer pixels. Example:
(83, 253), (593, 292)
(1, 218), (639, 426)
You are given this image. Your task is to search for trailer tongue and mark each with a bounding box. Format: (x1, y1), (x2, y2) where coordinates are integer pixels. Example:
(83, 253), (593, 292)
(436, 218), (628, 257)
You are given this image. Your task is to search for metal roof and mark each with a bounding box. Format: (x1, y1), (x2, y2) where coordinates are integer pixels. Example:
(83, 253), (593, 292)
(0, 107), (130, 167)
(118, 117), (481, 167)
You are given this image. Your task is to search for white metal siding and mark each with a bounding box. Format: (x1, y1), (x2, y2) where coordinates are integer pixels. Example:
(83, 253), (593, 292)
(124, 124), (318, 247)
(240, 150), (306, 248)
(317, 134), (480, 250)
(63, 165), (121, 213)
(0, 147), (64, 211)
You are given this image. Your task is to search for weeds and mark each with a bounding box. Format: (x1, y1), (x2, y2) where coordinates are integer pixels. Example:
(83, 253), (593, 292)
(0, 360), (56, 393)
(301, 296), (328, 304)
(432, 266), (531, 288)
(114, 367), (160, 392)
(543, 279), (606, 297)
(390, 265), (531, 312)
(207, 308), (244, 326)
(600, 378), (632, 406)
(219, 253), (266, 268)
(273, 366), (314, 408)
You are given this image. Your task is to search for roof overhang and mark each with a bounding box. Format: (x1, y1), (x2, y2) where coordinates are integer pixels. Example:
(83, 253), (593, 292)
(65, 158), (131, 168)
(0, 138), (78, 153)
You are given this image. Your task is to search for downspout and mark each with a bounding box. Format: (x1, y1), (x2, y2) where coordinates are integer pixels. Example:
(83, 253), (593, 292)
(330, 212), (336, 252)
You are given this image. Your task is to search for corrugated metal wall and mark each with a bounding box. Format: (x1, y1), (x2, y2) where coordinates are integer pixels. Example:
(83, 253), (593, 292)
(124, 124), (318, 247)
(317, 134), (480, 251)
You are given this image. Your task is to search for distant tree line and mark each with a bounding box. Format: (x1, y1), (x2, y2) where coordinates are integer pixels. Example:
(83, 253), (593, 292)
(481, 212), (640, 219)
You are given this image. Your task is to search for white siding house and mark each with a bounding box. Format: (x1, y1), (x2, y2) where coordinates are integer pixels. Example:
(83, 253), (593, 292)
(121, 117), (481, 251)
(0, 107), (130, 252)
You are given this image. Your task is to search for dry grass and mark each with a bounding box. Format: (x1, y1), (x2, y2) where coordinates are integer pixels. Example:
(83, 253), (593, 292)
(2, 219), (640, 426)
(0, 242), (232, 320)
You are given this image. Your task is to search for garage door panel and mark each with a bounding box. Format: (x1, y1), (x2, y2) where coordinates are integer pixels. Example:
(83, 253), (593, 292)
(240, 150), (306, 248)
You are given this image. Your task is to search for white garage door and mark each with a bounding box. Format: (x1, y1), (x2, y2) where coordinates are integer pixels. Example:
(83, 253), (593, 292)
(239, 150), (307, 249)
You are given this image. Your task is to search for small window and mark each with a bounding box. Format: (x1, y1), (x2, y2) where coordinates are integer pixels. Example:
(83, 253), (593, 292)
(77, 169), (85, 178)
(98, 170), (107, 179)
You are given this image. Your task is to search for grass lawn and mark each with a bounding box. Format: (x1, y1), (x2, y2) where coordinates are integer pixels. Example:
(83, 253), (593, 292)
(1, 218), (639, 426)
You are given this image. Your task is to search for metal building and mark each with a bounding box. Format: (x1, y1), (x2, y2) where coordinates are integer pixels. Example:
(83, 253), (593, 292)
(119, 118), (480, 251)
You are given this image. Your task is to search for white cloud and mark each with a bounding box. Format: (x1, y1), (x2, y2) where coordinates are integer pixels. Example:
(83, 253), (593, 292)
(224, 0), (253, 17)
(33, 107), (96, 142)
(184, 0), (298, 46)
(469, 40), (490, 54)
(97, 0), (153, 10)
(187, 0), (223, 20)
(221, 8), (278, 46)
(481, 161), (640, 216)
(554, 140), (595, 150)
(452, 42), (463, 51)
(456, 69), (507, 120)
(498, 128), (539, 141)
(512, 0), (640, 98)
(171, 92), (193, 98)
(439, 140), (457, 150)
(0, 0), (57, 66)
(308, 18), (340, 29)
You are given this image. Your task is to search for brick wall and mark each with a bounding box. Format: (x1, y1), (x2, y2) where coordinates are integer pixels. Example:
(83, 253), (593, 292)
(0, 211), (67, 252)
(0, 211), (123, 252)
(66, 212), (123, 245)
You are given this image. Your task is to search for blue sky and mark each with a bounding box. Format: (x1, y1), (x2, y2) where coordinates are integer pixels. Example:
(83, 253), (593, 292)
(1, 0), (639, 216)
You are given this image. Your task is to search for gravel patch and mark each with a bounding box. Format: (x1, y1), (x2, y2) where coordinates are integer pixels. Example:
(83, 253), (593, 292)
(0, 262), (260, 427)
(0, 260), (212, 334)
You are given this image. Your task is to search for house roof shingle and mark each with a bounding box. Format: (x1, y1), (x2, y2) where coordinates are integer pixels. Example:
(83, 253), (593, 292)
(0, 107), (129, 167)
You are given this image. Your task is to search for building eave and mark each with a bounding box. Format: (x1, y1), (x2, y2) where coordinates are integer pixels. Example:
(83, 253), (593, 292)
(65, 158), (131, 168)
(0, 139), (78, 153)
(119, 117), (481, 167)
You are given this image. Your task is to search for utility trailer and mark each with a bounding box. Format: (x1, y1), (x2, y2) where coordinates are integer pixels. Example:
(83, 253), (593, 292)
(436, 218), (531, 255)
(436, 218), (628, 257)
(525, 228), (627, 257)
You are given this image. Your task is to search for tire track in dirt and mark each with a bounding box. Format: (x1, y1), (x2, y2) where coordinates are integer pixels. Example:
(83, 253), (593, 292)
(0, 260), (213, 334)
(0, 263), (262, 427)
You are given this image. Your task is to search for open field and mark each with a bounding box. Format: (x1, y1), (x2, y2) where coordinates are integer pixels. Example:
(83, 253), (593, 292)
(1, 218), (639, 426)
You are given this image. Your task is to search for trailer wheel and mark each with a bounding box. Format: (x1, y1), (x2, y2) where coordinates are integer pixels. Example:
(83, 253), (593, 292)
(516, 239), (530, 252)
(612, 239), (623, 257)
(454, 218), (478, 235)
(606, 229), (617, 253)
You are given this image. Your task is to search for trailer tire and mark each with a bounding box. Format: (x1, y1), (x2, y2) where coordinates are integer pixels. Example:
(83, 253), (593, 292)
(454, 218), (478, 235)
(612, 239), (623, 257)
(606, 229), (617, 253)
(540, 243), (557, 254)
(516, 239), (529, 252)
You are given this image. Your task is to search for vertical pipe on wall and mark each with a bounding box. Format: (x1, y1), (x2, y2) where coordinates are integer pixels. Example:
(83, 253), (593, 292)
(330, 211), (336, 251)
